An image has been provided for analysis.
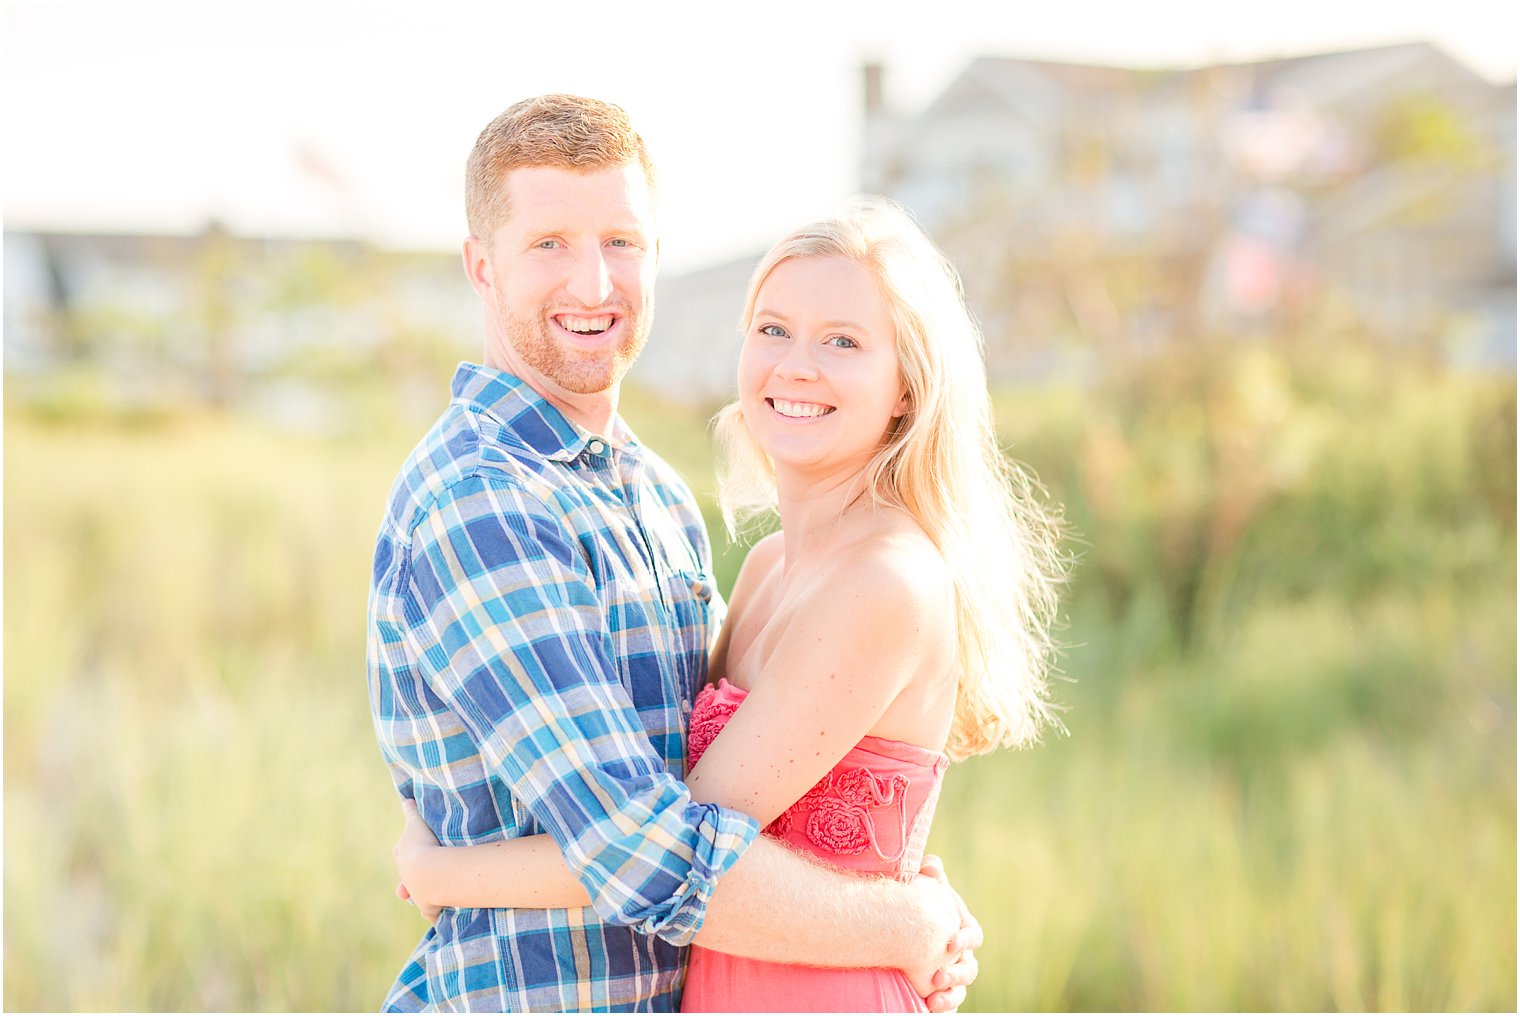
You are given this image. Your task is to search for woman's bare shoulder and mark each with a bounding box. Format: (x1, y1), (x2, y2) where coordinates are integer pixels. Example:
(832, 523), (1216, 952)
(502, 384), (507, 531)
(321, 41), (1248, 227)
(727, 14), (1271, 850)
(845, 509), (952, 594)
(743, 529), (785, 572)
(730, 531), (783, 599)
(720, 530), (785, 630)
(818, 514), (956, 643)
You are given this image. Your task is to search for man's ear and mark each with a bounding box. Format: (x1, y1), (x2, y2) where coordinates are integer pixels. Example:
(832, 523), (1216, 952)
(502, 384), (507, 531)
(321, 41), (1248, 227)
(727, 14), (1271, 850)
(462, 236), (493, 300)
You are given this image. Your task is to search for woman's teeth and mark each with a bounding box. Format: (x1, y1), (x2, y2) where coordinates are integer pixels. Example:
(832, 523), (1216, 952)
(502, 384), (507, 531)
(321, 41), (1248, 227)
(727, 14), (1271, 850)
(770, 398), (834, 418)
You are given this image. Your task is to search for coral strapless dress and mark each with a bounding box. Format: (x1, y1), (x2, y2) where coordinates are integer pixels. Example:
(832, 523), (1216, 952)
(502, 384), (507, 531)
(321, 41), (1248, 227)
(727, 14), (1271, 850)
(679, 679), (950, 1013)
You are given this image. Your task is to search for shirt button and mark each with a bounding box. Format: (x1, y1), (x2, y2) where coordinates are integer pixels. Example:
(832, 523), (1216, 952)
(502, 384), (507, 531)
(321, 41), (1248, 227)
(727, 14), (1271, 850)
(690, 579), (710, 600)
(587, 440), (605, 456)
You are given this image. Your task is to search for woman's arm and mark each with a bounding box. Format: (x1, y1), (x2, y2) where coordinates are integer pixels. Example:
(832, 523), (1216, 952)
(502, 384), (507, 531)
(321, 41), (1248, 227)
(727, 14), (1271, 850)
(394, 538), (975, 1004)
(396, 537), (955, 914)
(394, 799), (590, 914)
(684, 540), (955, 828)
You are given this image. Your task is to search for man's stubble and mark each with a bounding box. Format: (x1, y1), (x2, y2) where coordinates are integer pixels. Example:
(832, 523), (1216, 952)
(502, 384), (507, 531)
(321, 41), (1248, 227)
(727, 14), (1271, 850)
(496, 290), (653, 397)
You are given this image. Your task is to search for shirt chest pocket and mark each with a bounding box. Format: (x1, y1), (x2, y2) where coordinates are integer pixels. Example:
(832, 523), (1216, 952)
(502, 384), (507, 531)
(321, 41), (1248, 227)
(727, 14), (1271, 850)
(596, 507), (714, 709)
(639, 507), (714, 637)
(598, 578), (691, 666)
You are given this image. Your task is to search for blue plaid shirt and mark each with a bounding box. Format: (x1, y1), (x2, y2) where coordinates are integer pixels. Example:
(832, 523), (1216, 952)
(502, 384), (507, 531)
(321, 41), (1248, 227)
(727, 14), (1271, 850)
(368, 363), (759, 1012)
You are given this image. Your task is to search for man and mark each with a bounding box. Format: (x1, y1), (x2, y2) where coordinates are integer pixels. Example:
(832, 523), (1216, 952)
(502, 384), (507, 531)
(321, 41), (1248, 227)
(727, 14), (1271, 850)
(368, 94), (978, 1012)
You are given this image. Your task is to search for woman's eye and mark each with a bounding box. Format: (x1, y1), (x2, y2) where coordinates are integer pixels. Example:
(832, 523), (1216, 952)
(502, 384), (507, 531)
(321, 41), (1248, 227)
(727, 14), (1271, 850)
(759, 324), (788, 338)
(826, 335), (858, 349)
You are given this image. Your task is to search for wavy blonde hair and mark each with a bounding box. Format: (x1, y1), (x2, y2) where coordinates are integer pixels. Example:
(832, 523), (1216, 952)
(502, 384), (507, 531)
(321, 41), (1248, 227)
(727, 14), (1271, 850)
(714, 197), (1066, 759)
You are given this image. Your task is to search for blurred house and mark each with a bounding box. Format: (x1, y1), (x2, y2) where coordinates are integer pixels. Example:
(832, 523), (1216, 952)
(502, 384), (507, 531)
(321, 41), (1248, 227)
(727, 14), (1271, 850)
(8, 43), (1513, 408)
(649, 41), (1515, 397)
(630, 253), (759, 402)
(3, 225), (473, 424)
(2, 218), (761, 412)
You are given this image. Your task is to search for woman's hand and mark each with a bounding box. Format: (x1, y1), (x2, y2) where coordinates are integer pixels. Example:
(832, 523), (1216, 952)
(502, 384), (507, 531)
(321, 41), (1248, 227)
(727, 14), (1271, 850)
(393, 798), (444, 923)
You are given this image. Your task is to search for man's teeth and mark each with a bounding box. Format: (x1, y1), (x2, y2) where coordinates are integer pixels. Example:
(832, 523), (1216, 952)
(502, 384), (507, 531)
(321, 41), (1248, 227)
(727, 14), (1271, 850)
(560, 315), (613, 334)
(771, 398), (834, 418)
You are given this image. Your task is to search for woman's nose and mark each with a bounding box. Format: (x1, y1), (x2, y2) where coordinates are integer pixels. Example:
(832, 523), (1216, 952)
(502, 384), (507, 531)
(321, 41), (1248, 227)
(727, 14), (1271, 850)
(773, 339), (818, 381)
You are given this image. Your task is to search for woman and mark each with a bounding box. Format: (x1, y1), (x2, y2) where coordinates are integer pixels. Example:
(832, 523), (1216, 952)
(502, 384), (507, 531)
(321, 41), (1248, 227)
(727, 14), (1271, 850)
(393, 197), (1065, 1011)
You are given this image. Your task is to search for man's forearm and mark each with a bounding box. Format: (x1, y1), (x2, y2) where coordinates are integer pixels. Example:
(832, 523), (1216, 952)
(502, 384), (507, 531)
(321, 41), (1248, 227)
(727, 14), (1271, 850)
(693, 836), (951, 970)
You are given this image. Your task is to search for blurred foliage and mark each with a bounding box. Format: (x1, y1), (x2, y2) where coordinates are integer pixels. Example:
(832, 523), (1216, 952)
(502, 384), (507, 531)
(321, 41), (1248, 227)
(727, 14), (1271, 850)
(3, 334), (1514, 1011)
(1373, 91), (1496, 169)
(12, 238), (474, 430)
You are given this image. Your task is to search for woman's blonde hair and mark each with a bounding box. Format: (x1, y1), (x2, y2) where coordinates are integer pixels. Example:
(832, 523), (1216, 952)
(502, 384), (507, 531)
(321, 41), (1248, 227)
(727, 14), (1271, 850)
(714, 197), (1066, 759)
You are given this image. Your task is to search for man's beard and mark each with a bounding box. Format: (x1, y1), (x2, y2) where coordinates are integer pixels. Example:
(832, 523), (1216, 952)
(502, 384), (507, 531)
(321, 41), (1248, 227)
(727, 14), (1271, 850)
(498, 297), (650, 396)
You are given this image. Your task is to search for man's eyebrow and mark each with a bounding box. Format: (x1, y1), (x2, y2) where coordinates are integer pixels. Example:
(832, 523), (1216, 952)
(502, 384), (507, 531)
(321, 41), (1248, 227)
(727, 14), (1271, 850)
(517, 220), (651, 234)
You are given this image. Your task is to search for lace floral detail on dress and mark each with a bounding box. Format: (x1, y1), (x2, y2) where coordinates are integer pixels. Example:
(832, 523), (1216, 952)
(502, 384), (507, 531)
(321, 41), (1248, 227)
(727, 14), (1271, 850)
(768, 768), (912, 861)
(764, 779), (833, 838)
(687, 684), (736, 766)
(688, 682), (914, 862)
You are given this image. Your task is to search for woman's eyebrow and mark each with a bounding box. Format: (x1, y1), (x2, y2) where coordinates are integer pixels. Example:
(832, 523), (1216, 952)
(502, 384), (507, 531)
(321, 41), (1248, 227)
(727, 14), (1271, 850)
(753, 309), (869, 332)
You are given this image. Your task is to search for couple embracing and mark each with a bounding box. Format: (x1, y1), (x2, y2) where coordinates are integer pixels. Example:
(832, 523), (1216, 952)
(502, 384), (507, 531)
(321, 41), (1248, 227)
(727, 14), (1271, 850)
(367, 93), (1064, 1013)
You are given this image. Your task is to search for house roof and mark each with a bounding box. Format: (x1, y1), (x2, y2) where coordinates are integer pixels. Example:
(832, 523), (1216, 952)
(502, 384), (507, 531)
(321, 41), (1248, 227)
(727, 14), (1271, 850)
(908, 40), (1505, 129)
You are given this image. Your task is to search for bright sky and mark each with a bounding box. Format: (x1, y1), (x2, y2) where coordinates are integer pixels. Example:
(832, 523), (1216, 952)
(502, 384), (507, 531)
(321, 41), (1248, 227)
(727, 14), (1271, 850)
(3, 0), (1513, 272)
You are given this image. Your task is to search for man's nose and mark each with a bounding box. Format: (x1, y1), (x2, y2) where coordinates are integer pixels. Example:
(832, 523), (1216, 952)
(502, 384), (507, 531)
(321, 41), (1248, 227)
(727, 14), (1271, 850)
(566, 248), (613, 307)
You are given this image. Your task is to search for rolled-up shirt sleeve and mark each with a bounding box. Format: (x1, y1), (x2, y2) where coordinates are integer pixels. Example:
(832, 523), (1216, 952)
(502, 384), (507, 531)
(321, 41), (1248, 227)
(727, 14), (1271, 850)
(402, 471), (758, 944)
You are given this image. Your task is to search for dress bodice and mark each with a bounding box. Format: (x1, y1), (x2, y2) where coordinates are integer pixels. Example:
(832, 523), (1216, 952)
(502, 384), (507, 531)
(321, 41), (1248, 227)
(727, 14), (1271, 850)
(688, 678), (949, 880)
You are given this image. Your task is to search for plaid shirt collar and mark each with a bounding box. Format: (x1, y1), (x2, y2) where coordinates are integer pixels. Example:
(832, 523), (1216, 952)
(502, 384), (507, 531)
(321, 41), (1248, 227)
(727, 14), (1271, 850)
(450, 362), (636, 464)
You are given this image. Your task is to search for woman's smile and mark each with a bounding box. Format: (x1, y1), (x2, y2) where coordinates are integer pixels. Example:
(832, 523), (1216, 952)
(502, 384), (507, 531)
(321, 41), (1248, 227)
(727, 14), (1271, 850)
(767, 397), (837, 419)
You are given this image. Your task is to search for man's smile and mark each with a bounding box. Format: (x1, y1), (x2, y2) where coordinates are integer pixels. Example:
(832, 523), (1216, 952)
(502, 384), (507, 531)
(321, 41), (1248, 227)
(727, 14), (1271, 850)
(554, 313), (616, 337)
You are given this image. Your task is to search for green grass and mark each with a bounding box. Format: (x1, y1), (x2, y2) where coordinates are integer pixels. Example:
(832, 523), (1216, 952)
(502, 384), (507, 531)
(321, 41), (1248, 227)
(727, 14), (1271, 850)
(3, 412), (421, 1010)
(4, 346), (1514, 1011)
(931, 589), (1515, 1011)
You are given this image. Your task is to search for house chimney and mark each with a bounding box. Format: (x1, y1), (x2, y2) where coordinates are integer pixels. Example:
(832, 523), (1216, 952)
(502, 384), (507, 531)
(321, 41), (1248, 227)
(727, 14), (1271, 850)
(863, 62), (885, 116)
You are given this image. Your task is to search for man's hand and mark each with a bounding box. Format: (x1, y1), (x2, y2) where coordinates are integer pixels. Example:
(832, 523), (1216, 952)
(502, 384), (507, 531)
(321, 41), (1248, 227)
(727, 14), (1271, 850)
(909, 854), (982, 1013)
(393, 798), (443, 923)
